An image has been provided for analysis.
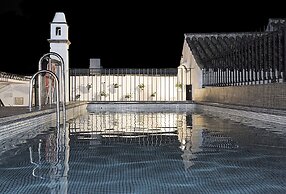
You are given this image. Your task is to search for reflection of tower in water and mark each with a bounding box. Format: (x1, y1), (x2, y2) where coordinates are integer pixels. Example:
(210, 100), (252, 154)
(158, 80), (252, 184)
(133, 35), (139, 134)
(45, 132), (57, 163)
(29, 124), (70, 194)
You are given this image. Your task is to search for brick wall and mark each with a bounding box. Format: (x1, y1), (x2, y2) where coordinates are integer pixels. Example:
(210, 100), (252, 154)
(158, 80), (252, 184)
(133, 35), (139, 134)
(194, 83), (286, 109)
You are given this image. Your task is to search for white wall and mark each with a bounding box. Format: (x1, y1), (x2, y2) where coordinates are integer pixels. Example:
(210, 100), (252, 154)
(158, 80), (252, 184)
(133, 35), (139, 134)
(50, 43), (70, 103)
(0, 83), (30, 106)
(70, 75), (185, 101)
(49, 12), (70, 103)
(181, 38), (203, 100)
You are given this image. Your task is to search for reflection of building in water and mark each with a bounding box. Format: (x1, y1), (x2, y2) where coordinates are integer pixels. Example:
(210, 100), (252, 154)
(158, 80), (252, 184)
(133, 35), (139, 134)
(192, 115), (239, 149)
(178, 114), (240, 170)
(29, 124), (70, 194)
(69, 112), (239, 171)
(177, 114), (203, 170)
(69, 112), (177, 133)
(201, 130), (239, 149)
(69, 112), (185, 146)
(68, 112), (206, 170)
(69, 112), (178, 136)
(69, 112), (236, 171)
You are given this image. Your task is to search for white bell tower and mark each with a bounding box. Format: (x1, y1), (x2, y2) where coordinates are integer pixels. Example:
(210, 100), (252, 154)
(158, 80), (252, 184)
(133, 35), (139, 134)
(48, 12), (71, 102)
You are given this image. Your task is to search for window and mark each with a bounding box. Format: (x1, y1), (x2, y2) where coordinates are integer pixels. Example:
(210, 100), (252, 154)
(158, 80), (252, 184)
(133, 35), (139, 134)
(56, 27), (61, 36)
(14, 97), (24, 105)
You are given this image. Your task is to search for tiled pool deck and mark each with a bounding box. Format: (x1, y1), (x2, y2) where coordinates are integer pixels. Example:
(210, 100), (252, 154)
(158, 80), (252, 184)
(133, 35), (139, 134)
(0, 102), (86, 122)
(0, 102), (87, 141)
(0, 107), (32, 118)
(192, 102), (286, 137)
(197, 102), (286, 117)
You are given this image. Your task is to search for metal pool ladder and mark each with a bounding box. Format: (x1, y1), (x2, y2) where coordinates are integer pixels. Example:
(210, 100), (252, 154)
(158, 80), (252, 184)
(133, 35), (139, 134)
(29, 70), (61, 127)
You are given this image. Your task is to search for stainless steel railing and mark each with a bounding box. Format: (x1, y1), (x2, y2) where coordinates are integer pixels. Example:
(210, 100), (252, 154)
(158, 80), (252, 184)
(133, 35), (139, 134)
(38, 52), (66, 121)
(29, 70), (60, 127)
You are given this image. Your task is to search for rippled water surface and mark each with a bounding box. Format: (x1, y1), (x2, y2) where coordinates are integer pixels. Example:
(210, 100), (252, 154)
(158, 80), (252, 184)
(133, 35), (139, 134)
(0, 110), (286, 193)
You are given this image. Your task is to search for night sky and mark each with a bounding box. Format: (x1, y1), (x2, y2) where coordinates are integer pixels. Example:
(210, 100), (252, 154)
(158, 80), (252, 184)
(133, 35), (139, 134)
(1, 0), (285, 75)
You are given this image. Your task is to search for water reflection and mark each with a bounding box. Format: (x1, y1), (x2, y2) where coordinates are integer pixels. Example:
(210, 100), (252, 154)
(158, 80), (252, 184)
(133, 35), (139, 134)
(1, 111), (286, 193)
(28, 123), (70, 194)
(69, 112), (180, 146)
(177, 114), (204, 170)
(68, 112), (208, 170)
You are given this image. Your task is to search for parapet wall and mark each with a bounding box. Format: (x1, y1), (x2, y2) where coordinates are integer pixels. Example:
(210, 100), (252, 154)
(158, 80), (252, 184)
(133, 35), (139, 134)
(194, 83), (286, 110)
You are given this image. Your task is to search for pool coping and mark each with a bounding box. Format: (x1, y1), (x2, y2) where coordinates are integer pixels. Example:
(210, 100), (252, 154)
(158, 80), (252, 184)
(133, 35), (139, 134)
(194, 102), (286, 128)
(86, 101), (195, 113)
(0, 102), (87, 142)
(0, 102), (87, 125)
(195, 102), (286, 117)
(1, 101), (285, 143)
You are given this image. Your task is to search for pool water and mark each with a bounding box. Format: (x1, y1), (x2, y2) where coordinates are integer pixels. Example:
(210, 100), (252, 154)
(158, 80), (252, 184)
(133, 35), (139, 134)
(0, 110), (286, 193)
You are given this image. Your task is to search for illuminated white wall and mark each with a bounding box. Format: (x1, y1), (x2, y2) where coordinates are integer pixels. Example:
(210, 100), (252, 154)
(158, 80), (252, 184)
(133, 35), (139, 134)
(0, 83), (30, 106)
(70, 75), (186, 101)
(181, 38), (203, 100)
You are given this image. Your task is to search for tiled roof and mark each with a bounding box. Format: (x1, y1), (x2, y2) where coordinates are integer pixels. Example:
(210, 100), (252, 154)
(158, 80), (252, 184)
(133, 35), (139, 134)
(266, 18), (286, 31)
(185, 19), (285, 69)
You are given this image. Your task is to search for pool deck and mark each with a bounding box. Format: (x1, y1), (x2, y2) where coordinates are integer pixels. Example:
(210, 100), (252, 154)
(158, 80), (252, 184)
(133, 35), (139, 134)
(0, 102), (88, 142)
(196, 102), (286, 117)
(0, 106), (41, 118)
(194, 102), (286, 128)
(0, 102), (87, 125)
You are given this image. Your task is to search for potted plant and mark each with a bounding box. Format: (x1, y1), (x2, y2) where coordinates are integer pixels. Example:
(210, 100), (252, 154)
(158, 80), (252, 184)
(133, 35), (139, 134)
(176, 83), (183, 89)
(100, 91), (107, 97)
(138, 83), (145, 90)
(150, 92), (156, 97)
(124, 94), (132, 99)
(113, 83), (119, 88)
(86, 84), (92, 91)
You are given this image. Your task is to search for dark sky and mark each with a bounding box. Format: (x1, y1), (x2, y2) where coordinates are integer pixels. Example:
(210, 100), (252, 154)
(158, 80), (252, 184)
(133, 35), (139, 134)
(1, 0), (286, 75)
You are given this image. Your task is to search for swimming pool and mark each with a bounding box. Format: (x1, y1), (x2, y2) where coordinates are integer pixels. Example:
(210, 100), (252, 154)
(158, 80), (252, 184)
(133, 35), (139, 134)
(0, 108), (286, 193)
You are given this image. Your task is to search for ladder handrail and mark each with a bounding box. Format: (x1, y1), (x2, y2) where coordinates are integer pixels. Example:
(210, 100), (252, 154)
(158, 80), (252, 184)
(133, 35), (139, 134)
(38, 52), (66, 121)
(29, 70), (60, 127)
